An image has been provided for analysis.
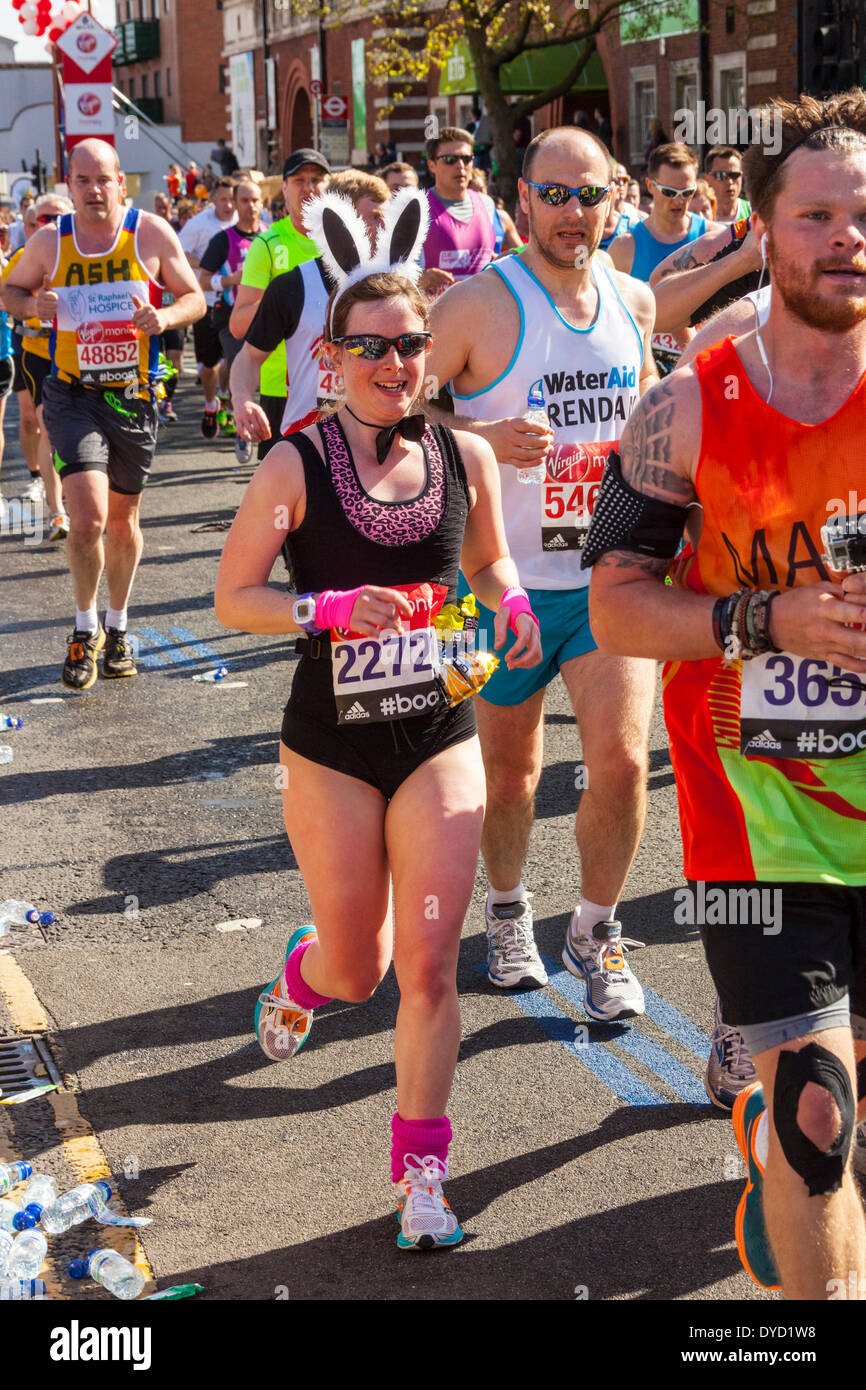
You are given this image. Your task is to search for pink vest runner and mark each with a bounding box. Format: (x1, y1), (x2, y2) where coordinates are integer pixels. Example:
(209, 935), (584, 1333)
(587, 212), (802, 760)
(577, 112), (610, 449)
(423, 189), (495, 279)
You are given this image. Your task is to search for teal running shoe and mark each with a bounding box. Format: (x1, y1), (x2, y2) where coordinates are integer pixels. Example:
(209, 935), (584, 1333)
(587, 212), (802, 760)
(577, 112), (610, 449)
(733, 1082), (781, 1290)
(396, 1155), (463, 1251)
(253, 925), (317, 1061)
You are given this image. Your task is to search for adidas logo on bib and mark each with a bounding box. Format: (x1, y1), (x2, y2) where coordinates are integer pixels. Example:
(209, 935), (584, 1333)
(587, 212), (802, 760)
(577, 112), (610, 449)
(344, 701), (369, 720)
(546, 533), (567, 549)
(747, 728), (782, 751)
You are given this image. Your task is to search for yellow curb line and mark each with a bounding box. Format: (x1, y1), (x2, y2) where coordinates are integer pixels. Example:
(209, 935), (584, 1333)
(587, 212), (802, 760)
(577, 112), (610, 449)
(0, 954), (155, 1296)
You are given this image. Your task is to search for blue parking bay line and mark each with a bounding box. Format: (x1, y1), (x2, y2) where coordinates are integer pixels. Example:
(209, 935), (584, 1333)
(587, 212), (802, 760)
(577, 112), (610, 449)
(130, 629), (169, 668)
(642, 986), (711, 1062)
(542, 959), (710, 1106)
(475, 964), (665, 1107)
(132, 626), (222, 668)
(168, 626), (222, 662)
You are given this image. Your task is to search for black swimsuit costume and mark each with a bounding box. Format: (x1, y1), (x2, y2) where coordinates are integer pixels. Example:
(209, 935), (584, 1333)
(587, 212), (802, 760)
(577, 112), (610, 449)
(280, 414), (477, 799)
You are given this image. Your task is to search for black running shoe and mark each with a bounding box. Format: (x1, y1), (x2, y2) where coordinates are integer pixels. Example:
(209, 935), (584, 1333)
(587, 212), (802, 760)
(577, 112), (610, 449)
(201, 407), (219, 440)
(102, 627), (138, 679)
(61, 627), (106, 691)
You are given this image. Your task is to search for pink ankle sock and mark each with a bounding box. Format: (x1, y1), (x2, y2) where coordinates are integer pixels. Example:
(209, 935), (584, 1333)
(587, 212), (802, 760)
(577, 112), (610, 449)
(285, 941), (332, 1010)
(390, 1113), (452, 1183)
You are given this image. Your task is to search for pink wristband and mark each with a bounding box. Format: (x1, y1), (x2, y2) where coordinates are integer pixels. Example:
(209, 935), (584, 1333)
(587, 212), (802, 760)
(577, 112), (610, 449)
(501, 585), (539, 635)
(315, 587), (365, 633)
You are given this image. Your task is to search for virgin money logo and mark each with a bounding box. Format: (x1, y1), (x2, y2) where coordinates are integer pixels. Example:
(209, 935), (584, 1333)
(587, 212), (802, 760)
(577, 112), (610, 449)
(77, 322), (104, 344)
(548, 444), (590, 483)
(77, 33), (98, 53)
(78, 92), (102, 117)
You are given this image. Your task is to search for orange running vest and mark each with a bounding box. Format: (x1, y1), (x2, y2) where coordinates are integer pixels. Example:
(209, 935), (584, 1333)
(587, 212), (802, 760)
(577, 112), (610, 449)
(663, 335), (866, 884)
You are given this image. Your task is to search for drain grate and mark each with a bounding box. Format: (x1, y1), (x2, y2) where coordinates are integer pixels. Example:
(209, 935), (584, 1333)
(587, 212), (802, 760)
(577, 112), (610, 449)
(0, 1034), (62, 1097)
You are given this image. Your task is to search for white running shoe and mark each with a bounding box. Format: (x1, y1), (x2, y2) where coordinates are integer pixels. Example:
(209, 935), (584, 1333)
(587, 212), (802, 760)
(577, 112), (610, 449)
(396, 1155), (463, 1250)
(234, 434), (253, 464)
(485, 895), (547, 989)
(562, 914), (645, 1021)
(704, 997), (757, 1110)
(19, 477), (45, 504)
(854, 1121), (866, 1177)
(47, 512), (70, 542)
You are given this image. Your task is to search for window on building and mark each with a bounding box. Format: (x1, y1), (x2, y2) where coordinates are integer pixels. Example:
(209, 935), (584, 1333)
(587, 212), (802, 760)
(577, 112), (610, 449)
(629, 67), (657, 164)
(671, 59), (699, 124)
(219, 66), (227, 95)
(154, 70), (161, 98)
(165, 0), (170, 10)
(714, 53), (747, 116)
(141, 73), (149, 98)
(166, 67), (171, 97)
(726, 4), (735, 34)
(129, 76), (135, 98)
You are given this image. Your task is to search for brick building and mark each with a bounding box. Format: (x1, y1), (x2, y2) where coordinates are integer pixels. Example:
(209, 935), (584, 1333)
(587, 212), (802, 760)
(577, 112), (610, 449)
(113, 0), (225, 145)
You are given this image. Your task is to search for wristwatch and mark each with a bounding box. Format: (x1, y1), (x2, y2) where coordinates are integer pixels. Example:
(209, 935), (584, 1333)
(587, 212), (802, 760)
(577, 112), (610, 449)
(292, 592), (320, 635)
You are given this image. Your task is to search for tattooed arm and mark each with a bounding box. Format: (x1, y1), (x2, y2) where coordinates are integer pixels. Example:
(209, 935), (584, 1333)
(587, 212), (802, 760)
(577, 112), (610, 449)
(587, 369), (724, 660)
(650, 224), (762, 334)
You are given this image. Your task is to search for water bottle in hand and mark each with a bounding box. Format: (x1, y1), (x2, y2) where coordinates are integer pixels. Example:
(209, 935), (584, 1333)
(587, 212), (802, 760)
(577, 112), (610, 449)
(69, 1248), (145, 1300)
(41, 1180), (112, 1234)
(13, 1174), (58, 1229)
(0, 1161), (31, 1196)
(516, 381), (550, 485)
(7, 1229), (47, 1280)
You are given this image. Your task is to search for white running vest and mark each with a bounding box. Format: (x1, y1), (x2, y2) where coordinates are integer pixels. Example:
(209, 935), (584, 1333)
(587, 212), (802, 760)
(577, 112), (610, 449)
(280, 259), (344, 435)
(451, 254), (643, 589)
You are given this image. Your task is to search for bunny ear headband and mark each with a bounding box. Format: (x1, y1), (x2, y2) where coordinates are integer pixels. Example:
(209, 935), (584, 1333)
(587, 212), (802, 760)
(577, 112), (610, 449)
(303, 184), (429, 337)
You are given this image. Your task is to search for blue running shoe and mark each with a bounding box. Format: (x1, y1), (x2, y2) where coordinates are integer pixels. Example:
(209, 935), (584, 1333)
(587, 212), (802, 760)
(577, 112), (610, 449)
(396, 1155), (463, 1251)
(253, 925), (317, 1061)
(732, 1082), (781, 1290)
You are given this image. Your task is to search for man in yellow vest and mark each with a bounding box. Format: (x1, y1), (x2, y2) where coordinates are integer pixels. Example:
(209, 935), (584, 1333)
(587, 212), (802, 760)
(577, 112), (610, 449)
(5, 139), (205, 691)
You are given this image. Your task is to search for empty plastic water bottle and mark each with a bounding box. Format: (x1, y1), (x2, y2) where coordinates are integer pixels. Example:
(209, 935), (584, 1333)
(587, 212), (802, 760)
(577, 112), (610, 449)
(0, 1197), (22, 1233)
(7, 1228), (47, 1280)
(13, 1174), (58, 1229)
(192, 666), (229, 683)
(2, 717), (23, 730)
(41, 1179), (112, 1234)
(0, 1277), (47, 1301)
(0, 1228), (13, 1278)
(0, 747), (12, 765)
(69, 1248), (145, 1300)
(0, 1162), (31, 1196)
(516, 381), (550, 485)
(0, 901), (54, 938)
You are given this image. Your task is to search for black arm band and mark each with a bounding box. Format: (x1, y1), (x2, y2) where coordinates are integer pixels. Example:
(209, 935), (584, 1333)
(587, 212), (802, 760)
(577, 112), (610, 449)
(581, 450), (691, 570)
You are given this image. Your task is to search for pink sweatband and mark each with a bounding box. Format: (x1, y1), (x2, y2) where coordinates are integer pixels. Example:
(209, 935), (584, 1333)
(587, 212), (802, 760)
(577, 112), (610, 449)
(501, 585), (539, 636)
(315, 586), (365, 633)
(390, 1113), (452, 1183)
(285, 941), (332, 1010)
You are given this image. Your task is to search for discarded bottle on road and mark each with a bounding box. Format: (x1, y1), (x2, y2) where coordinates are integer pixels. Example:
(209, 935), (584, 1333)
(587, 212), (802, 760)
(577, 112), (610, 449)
(0, 901), (55, 938)
(0, 747), (12, 764)
(2, 717), (23, 730)
(516, 381), (550, 486)
(0, 1228), (13, 1278)
(0, 1277), (47, 1301)
(69, 1248), (145, 1300)
(0, 1197), (23, 1233)
(41, 1180), (112, 1234)
(7, 1228), (47, 1280)
(13, 1174), (58, 1229)
(192, 666), (229, 682)
(0, 1161), (32, 1196)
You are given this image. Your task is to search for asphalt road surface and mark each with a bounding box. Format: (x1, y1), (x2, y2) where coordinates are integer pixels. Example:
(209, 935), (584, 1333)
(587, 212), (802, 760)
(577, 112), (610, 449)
(0, 375), (780, 1307)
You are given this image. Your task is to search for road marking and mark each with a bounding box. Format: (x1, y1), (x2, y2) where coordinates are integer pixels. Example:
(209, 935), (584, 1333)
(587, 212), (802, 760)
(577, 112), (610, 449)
(0, 954), (155, 1297)
(168, 626), (222, 662)
(642, 986), (711, 1062)
(132, 625), (223, 671)
(542, 958), (710, 1106)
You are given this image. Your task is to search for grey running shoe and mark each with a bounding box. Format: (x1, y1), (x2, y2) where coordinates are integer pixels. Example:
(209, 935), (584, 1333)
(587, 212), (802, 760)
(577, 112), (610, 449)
(562, 915), (645, 1021)
(234, 434), (253, 464)
(853, 1121), (866, 1177)
(705, 996), (756, 1110)
(485, 896), (547, 989)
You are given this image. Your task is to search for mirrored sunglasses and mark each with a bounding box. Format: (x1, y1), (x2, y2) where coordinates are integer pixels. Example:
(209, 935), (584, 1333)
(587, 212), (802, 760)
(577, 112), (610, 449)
(330, 333), (432, 360)
(526, 180), (611, 207)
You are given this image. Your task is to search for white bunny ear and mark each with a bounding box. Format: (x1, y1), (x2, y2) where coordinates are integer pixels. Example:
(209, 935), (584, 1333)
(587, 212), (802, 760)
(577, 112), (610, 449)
(376, 186), (429, 280)
(303, 191), (370, 286)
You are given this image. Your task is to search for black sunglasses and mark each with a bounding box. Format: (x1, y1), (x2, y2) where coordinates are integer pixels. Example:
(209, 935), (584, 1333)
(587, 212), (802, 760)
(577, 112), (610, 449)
(526, 180), (611, 207)
(38, 213), (59, 224)
(436, 153), (473, 166)
(330, 333), (432, 360)
(708, 169), (742, 181)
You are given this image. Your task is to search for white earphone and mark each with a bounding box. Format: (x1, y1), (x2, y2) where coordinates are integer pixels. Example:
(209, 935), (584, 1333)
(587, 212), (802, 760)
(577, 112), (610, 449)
(754, 230), (773, 403)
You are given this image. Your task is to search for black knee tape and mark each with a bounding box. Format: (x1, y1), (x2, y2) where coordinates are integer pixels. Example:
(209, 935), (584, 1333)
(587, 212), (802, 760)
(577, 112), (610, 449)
(773, 1043), (855, 1197)
(857, 1055), (866, 1102)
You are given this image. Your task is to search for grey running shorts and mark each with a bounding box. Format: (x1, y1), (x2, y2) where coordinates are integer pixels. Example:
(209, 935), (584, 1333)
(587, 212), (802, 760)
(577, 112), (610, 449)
(41, 374), (157, 496)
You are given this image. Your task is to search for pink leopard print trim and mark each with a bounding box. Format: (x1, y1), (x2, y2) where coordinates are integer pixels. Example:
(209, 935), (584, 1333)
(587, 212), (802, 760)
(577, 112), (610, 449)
(320, 414), (445, 546)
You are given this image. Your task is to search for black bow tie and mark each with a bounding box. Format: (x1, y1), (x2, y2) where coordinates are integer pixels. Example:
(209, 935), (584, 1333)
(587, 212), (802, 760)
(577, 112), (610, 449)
(345, 407), (426, 464)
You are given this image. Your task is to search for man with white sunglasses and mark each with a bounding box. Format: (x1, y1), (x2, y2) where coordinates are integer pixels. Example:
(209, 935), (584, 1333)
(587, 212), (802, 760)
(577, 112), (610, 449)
(609, 141), (719, 283)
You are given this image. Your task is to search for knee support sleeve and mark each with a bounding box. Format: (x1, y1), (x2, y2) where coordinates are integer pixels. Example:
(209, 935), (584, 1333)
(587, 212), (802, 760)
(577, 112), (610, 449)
(773, 1042), (855, 1197)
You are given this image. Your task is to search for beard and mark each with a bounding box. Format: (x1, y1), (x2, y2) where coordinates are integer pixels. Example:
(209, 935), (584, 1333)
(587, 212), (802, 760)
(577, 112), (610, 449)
(772, 249), (866, 333)
(528, 202), (602, 270)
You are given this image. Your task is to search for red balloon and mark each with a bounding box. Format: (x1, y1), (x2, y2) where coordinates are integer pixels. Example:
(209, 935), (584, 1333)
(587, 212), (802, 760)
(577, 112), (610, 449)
(37, 0), (52, 10)
(11, 0), (26, 9)
(48, 24), (62, 39)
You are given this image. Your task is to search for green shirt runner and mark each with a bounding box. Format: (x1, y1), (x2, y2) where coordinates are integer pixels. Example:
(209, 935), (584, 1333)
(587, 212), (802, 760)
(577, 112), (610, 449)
(239, 217), (319, 398)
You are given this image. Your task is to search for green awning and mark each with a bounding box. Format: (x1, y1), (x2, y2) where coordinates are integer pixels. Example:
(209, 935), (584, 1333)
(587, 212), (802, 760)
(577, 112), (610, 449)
(438, 38), (607, 97)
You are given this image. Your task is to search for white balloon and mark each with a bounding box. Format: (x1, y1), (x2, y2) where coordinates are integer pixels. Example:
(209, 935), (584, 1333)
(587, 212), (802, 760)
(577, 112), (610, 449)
(62, 1), (82, 19)
(21, 16), (40, 32)
(21, 4), (39, 18)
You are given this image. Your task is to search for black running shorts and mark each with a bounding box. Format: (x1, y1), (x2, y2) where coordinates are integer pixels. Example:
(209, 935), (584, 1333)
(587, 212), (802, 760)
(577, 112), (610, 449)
(192, 309), (223, 370)
(696, 879), (866, 1028)
(41, 375), (157, 496)
(21, 350), (51, 408)
(257, 393), (286, 461)
(0, 356), (13, 400)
